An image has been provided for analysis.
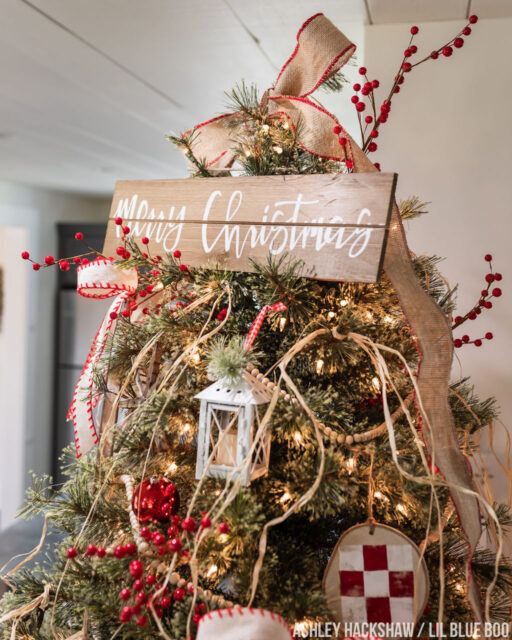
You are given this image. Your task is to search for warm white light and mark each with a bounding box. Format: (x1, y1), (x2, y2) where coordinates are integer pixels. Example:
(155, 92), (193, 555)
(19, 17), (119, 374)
(279, 316), (287, 331)
(190, 347), (200, 365)
(455, 583), (463, 592)
(244, 149), (251, 157)
(367, 311), (373, 320)
(207, 565), (218, 577)
(214, 489), (221, 497)
(374, 491), (389, 502)
(371, 377), (381, 392)
(273, 146), (283, 154)
(384, 315), (393, 323)
(283, 121), (289, 129)
(219, 533), (228, 543)
(340, 299), (348, 307)
(262, 124), (270, 132)
(316, 359), (324, 374)
(280, 491), (291, 504)
(182, 423), (191, 433)
(346, 458), (356, 474)
(167, 462), (178, 474)
(396, 503), (408, 516)
(327, 311), (335, 319)
(294, 432), (303, 444)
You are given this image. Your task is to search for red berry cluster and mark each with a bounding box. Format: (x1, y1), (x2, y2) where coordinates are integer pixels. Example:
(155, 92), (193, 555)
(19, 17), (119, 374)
(345, 16), (478, 165)
(217, 308), (228, 322)
(452, 254), (502, 349)
(21, 231), (101, 271)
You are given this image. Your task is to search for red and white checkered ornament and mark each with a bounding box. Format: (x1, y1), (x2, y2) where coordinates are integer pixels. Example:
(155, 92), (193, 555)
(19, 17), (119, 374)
(323, 523), (429, 627)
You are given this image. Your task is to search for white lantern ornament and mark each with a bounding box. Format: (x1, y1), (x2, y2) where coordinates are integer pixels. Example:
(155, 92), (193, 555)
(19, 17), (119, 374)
(195, 372), (272, 486)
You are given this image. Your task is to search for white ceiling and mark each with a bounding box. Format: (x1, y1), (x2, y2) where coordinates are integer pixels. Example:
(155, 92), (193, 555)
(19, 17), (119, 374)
(0, 0), (510, 196)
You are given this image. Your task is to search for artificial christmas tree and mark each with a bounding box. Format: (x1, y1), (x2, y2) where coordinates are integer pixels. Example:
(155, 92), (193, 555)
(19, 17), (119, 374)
(2, 11), (511, 640)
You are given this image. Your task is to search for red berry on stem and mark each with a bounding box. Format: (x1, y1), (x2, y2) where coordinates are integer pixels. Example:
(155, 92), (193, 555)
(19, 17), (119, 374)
(370, 129), (379, 138)
(137, 616), (147, 627)
(442, 46), (453, 57)
(145, 574), (156, 586)
(96, 547), (106, 558)
(167, 537), (182, 553)
(201, 515), (212, 528)
(431, 50), (439, 60)
(179, 264), (188, 272)
(81, 258), (89, 265)
(75, 232), (83, 240)
(59, 260), (70, 272)
(109, 311), (118, 320)
(122, 309), (130, 318)
(356, 102), (366, 112)
(124, 542), (137, 556)
(402, 62), (411, 72)
(411, 26), (419, 35)
(120, 606), (132, 623)
(353, 83), (361, 92)
(485, 273), (494, 283)
(153, 532), (165, 546)
(410, 45), (417, 54)
(173, 250), (181, 258)
(120, 588), (131, 601)
(404, 48), (412, 58)
(374, 162), (381, 170)
(114, 545), (125, 559)
(86, 544), (97, 556)
(484, 254), (493, 261)
(73, 257), (81, 264)
(484, 301), (493, 309)
(333, 125), (342, 135)
(218, 522), (229, 534)
(494, 273), (502, 281)
(371, 79), (379, 89)
(469, 14), (478, 24)
(485, 332), (494, 340)
(453, 37), (464, 48)
(474, 339), (482, 347)
(44, 255), (55, 266)
(122, 226), (130, 235)
(351, 95), (359, 104)
(136, 591), (147, 604)
(21, 251), (30, 260)
(66, 547), (77, 559)
(481, 289), (488, 297)
(115, 217), (123, 225)
(368, 142), (377, 152)
(359, 67), (367, 75)
(365, 115), (373, 124)
(32, 263), (41, 271)
(182, 517), (196, 533)
(141, 236), (149, 245)
(345, 159), (354, 169)
(161, 596), (171, 609)
(453, 339), (463, 348)
(338, 137), (347, 146)
(492, 287), (502, 297)
(463, 26), (471, 36)
(133, 579), (144, 591)
(468, 312), (477, 320)
(173, 588), (186, 602)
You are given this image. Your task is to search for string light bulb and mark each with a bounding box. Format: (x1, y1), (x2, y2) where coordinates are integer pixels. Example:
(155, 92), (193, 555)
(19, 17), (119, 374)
(316, 359), (324, 374)
(279, 316), (287, 331)
(384, 315), (393, 323)
(396, 503), (408, 516)
(371, 376), (381, 392)
(244, 149), (251, 157)
(327, 311), (335, 319)
(283, 121), (289, 129)
(293, 432), (303, 444)
(280, 491), (291, 504)
(367, 311), (373, 320)
(214, 489), (221, 497)
(374, 490), (389, 502)
(346, 458), (356, 474)
(273, 145), (283, 154)
(340, 299), (348, 307)
(207, 565), (218, 578)
(189, 347), (200, 365)
(182, 423), (191, 434)
(262, 124), (270, 133)
(167, 462), (178, 474)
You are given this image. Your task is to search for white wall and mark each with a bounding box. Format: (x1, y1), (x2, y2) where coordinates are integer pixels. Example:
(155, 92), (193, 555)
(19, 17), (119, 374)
(364, 18), (512, 503)
(0, 181), (110, 528)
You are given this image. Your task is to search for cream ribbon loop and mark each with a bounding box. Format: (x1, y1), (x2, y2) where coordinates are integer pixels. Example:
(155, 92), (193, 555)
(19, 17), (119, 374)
(67, 258), (138, 457)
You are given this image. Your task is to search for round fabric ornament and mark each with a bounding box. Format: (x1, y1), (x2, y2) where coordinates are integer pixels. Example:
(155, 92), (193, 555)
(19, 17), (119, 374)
(323, 522), (429, 628)
(132, 477), (180, 522)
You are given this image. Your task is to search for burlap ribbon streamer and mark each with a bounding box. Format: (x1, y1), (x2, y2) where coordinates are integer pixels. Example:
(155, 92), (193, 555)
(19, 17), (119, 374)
(67, 258), (138, 457)
(184, 12), (484, 622)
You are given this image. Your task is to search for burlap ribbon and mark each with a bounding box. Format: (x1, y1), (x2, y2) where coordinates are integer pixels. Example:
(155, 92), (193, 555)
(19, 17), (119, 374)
(184, 12), (484, 622)
(186, 12), (356, 170)
(67, 258), (138, 457)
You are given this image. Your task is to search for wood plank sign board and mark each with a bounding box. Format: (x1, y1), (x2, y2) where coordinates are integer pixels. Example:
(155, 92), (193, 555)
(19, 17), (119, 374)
(103, 173), (397, 283)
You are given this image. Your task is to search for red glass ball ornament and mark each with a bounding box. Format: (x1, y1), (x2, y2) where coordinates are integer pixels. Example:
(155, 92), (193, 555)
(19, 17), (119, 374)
(130, 559), (144, 579)
(167, 537), (182, 553)
(132, 477), (180, 523)
(120, 606), (132, 623)
(161, 596), (171, 609)
(133, 578), (144, 591)
(114, 545), (126, 559)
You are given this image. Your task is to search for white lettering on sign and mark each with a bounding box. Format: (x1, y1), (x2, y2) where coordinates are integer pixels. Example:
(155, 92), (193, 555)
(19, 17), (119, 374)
(114, 190), (375, 259)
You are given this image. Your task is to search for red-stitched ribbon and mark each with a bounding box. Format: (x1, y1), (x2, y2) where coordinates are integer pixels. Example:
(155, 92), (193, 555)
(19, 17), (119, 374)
(245, 302), (287, 351)
(184, 13), (356, 170)
(67, 258), (138, 457)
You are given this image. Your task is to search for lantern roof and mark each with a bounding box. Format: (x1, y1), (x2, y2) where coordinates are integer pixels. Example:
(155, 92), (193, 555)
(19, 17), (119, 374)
(195, 372), (272, 405)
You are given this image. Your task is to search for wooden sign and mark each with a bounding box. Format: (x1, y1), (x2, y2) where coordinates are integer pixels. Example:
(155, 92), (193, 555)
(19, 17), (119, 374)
(103, 173), (397, 283)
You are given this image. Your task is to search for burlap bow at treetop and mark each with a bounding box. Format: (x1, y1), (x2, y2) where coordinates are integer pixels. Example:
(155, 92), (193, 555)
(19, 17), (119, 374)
(186, 12), (356, 170)
(185, 12), (485, 622)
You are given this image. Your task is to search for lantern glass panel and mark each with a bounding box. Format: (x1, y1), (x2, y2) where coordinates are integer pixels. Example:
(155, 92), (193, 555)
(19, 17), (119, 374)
(208, 405), (240, 467)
